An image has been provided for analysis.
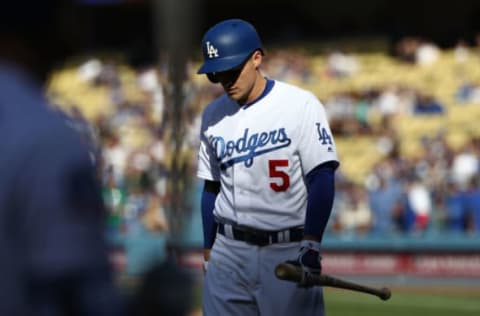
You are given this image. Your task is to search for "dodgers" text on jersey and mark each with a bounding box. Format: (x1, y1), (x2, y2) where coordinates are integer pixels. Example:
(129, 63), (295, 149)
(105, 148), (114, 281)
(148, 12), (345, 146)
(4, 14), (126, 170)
(209, 127), (292, 170)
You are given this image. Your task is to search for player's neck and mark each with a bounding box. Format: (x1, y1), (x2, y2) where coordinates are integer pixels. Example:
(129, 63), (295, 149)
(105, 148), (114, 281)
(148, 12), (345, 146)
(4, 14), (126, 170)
(243, 75), (267, 105)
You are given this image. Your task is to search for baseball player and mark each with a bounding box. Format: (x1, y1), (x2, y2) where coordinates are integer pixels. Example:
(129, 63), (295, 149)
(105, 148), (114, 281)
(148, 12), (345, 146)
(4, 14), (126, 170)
(197, 19), (339, 316)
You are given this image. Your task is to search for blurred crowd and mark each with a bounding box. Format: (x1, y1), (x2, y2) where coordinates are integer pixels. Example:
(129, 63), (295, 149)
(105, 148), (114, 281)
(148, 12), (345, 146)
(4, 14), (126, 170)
(47, 35), (480, 241)
(330, 133), (480, 237)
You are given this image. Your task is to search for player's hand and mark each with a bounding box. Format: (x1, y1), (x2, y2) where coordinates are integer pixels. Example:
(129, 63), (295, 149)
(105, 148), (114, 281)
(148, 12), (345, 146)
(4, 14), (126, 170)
(285, 239), (322, 287)
(203, 248), (211, 274)
(203, 261), (209, 274)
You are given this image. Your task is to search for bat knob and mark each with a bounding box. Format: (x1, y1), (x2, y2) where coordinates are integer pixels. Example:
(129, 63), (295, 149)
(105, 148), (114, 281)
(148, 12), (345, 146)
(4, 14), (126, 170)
(275, 263), (300, 282)
(275, 265), (287, 279)
(379, 287), (391, 301)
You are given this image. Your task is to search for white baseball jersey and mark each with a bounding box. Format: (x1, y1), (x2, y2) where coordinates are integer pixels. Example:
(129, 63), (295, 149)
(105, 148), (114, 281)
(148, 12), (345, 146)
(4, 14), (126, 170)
(197, 80), (338, 230)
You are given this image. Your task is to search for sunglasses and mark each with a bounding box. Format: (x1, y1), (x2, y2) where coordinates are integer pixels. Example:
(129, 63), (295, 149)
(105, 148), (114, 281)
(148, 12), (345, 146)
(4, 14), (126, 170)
(206, 54), (252, 83)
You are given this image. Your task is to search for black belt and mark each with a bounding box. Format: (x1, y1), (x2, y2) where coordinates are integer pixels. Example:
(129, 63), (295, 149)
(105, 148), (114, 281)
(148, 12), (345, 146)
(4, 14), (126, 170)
(217, 223), (303, 247)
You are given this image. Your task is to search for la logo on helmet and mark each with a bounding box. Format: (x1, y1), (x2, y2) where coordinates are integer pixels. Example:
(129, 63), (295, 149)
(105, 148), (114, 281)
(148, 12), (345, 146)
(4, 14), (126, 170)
(206, 41), (219, 58)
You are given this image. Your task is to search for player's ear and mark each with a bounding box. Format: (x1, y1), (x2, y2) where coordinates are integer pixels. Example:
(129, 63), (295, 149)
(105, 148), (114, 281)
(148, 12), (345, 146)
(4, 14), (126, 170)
(252, 50), (263, 68)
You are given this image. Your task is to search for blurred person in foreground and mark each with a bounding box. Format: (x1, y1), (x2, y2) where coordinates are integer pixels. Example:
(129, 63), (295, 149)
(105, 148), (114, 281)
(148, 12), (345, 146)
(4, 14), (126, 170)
(128, 260), (194, 316)
(0, 1), (123, 315)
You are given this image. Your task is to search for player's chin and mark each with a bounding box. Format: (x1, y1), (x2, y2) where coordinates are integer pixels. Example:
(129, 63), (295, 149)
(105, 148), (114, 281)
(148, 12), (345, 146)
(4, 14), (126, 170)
(227, 90), (241, 101)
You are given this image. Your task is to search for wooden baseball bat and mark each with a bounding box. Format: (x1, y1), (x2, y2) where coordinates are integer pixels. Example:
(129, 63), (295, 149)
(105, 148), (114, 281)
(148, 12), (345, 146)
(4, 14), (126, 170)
(275, 263), (391, 301)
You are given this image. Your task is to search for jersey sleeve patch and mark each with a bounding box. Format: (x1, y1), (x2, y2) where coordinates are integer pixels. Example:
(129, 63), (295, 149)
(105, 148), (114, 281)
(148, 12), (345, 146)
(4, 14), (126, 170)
(315, 122), (335, 152)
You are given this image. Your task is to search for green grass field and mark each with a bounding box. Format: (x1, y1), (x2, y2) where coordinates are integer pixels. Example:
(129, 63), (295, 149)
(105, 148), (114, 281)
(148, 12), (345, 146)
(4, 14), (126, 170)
(190, 284), (480, 315)
(324, 287), (480, 316)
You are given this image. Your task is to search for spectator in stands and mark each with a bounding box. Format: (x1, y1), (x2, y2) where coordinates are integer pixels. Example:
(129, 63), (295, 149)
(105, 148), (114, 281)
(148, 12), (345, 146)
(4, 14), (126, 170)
(474, 32), (480, 55)
(451, 140), (479, 190)
(333, 182), (372, 235)
(326, 49), (359, 78)
(415, 40), (440, 66)
(443, 181), (468, 233)
(465, 176), (480, 233)
(376, 127), (401, 158)
(454, 39), (470, 64)
(101, 128), (129, 187)
(375, 85), (401, 118)
(98, 58), (124, 107)
(366, 166), (404, 234)
(137, 66), (165, 124)
(122, 170), (153, 235)
(394, 37), (420, 64)
(413, 94), (445, 115)
(405, 177), (432, 232)
(325, 92), (356, 136)
(353, 90), (373, 134)
(455, 81), (480, 104)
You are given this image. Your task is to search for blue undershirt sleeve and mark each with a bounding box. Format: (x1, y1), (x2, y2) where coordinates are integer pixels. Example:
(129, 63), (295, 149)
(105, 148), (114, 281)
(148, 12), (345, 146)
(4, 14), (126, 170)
(304, 161), (338, 242)
(201, 184), (219, 249)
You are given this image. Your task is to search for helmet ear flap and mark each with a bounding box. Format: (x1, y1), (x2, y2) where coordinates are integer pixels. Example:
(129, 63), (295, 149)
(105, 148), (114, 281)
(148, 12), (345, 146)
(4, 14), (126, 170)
(206, 73), (219, 83)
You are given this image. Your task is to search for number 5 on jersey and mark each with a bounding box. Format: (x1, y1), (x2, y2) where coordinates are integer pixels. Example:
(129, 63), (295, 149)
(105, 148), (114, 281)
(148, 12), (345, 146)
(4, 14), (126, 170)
(269, 160), (289, 192)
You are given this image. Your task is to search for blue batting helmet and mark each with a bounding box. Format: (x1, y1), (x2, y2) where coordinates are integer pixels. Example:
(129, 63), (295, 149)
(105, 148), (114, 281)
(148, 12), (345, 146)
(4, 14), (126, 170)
(197, 19), (263, 75)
